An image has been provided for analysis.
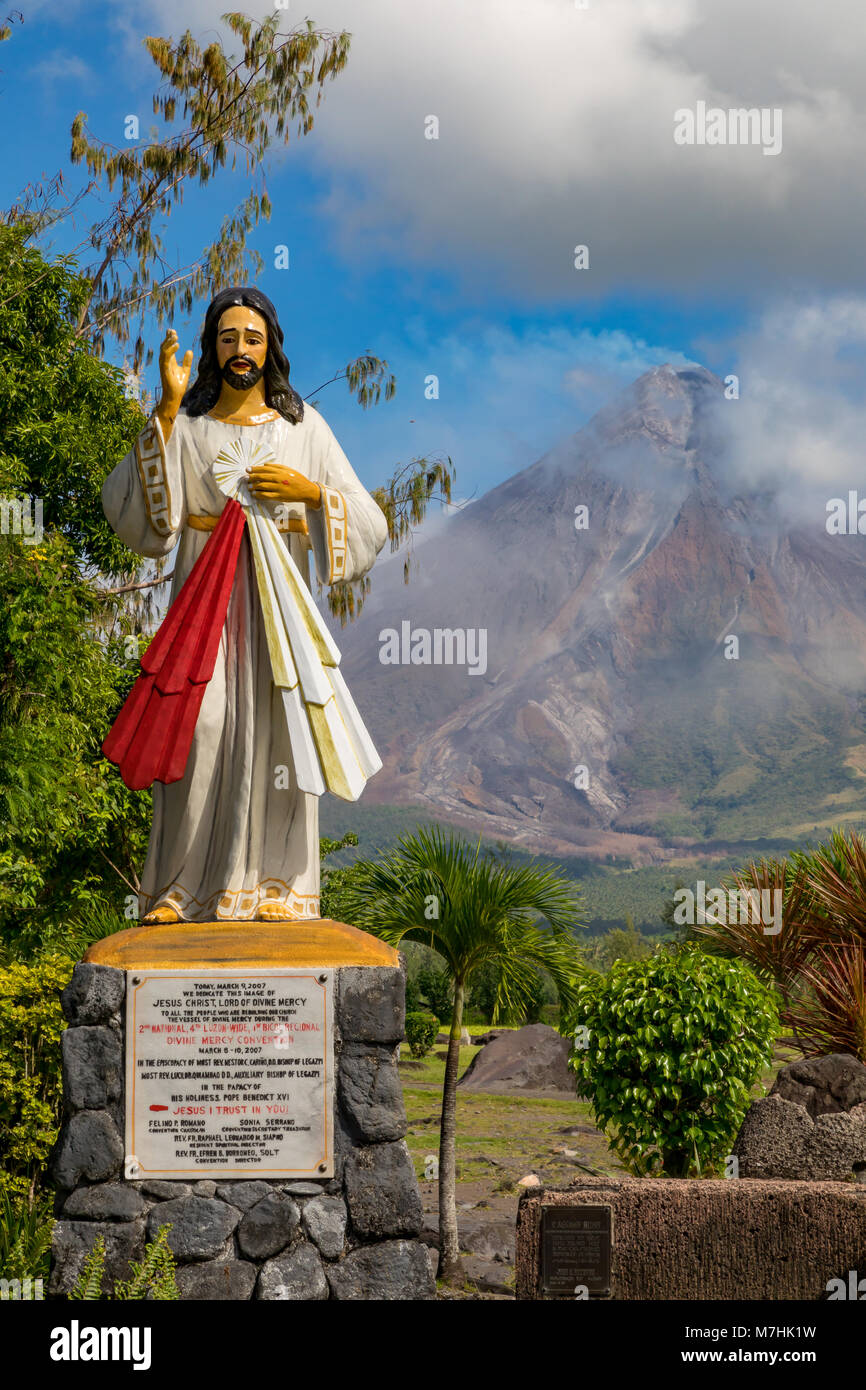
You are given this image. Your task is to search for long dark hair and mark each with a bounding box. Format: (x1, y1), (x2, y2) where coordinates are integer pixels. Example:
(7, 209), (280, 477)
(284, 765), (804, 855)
(181, 286), (304, 424)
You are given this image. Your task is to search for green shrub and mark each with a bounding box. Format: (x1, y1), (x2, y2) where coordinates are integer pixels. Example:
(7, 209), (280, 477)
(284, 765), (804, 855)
(0, 952), (71, 1199)
(566, 947), (778, 1178)
(582, 920), (654, 973)
(69, 1225), (179, 1300)
(0, 1190), (54, 1283)
(404, 1011), (440, 1058)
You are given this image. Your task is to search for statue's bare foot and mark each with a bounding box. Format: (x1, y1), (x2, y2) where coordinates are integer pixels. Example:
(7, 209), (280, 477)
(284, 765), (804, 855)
(257, 902), (297, 922)
(142, 905), (182, 924)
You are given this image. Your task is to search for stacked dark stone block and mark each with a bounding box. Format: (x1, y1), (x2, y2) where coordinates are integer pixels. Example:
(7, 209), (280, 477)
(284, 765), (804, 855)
(50, 960), (435, 1300)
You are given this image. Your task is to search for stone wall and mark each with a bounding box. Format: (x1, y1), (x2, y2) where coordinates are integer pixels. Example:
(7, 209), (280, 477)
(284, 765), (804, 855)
(50, 960), (436, 1300)
(515, 1177), (866, 1300)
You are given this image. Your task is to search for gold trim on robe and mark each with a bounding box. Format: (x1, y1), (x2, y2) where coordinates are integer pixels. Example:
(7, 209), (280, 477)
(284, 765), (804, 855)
(141, 879), (321, 922)
(133, 419), (173, 537)
(187, 511), (309, 535)
(319, 484), (348, 583)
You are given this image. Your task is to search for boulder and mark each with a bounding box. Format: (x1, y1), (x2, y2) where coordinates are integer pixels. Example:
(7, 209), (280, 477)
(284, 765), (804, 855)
(460, 1255), (513, 1296)
(50, 1111), (124, 1190)
(176, 1260), (258, 1301)
(61, 1027), (123, 1110)
(61, 963), (125, 1027)
(62, 1183), (148, 1222)
(325, 1240), (436, 1300)
(236, 1194), (300, 1260)
(732, 1096), (816, 1178)
(338, 1043), (407, 1143)
(301, 1195), (347, 1258)
(337, 964), (405, 1044)
(458, 1217), (515, 1262)
(215, 1181), (274, 1211)
(146, 1196), (240, 1262)
(281, 1181), (328, 1197)
(140, 1180), (192, 1200)
(769, 1053), (866, 1118)
(457, 1023), (576, 1096)
(50, 1219), (145, 1296)
(343, 1141), (423, 1238)
(257, 1242), (328, 1300)
(734, 1054), (866, 1181)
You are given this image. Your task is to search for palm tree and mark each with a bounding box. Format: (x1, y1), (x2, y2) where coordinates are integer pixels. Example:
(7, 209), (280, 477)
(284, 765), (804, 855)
(341, 826), (587, 1282)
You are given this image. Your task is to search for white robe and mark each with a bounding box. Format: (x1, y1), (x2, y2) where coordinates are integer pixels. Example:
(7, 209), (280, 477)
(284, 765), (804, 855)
(102, 407), (388, 922)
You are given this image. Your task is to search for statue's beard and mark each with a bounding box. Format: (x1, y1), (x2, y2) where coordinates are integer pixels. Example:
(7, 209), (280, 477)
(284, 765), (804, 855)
(221, 356), (265, 391)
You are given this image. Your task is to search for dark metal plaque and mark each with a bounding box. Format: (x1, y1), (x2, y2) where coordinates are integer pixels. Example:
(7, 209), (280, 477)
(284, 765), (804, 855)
(540, 1204), (612, 1297)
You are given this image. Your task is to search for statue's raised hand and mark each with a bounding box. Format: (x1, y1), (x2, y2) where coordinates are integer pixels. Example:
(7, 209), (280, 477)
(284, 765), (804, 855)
(156, 330), (194, 441)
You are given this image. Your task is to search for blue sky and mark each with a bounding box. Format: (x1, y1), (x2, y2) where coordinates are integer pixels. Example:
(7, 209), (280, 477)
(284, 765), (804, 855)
(4, 0), (866, 511)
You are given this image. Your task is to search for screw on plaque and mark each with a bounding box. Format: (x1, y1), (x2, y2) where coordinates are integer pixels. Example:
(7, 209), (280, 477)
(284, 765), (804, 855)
(318, 973), (327, 983)
(318, 1163), (327, 1173)
(131, 977), (141, 985)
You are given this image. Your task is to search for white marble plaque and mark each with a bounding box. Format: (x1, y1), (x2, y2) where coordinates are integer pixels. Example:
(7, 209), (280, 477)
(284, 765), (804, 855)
(124, 969), (333, 1180)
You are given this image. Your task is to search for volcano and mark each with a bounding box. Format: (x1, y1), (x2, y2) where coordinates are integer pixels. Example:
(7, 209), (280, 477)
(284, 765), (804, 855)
(334, 364), (866, 862)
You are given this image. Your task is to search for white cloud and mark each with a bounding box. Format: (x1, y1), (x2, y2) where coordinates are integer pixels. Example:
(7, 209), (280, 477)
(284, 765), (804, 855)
(28, 53), (92, 83)
(73, 0), (866, 301)
(37, 0), (866, 520)
(714, 295), (866, 518)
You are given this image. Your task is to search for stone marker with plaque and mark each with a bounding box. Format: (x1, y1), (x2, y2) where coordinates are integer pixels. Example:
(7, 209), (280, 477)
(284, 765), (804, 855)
(515, 1178), (866, 1300)
(50, 922), (435, 1300)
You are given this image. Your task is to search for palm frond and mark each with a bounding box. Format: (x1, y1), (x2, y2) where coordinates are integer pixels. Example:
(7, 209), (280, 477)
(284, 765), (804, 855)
(785, 943), (866, 1061)
(340, 825), (587, 1004)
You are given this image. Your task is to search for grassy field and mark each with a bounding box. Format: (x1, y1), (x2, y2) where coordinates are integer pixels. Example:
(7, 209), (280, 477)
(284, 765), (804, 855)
(404, 1083), (616, 1186)
(401, 1043), (619, 1185)
(401, 1034), (797, 1187)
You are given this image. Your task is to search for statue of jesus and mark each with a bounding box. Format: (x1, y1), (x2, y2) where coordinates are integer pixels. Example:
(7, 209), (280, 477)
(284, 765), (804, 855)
(101, 287), (388, 925)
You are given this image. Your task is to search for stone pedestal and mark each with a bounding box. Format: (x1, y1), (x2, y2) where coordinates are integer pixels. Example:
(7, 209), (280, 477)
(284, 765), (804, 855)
(515, 1177), (866, 1300)
(49, 920), (436, 1301)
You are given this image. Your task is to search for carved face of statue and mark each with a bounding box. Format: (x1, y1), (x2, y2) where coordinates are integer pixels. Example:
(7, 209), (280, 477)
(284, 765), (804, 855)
(216, 306), (269, 390)
(182, 288), (304, 424)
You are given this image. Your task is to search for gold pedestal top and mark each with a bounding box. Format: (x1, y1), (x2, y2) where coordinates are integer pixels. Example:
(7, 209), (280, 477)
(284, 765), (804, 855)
(83, 918), (399, 970)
